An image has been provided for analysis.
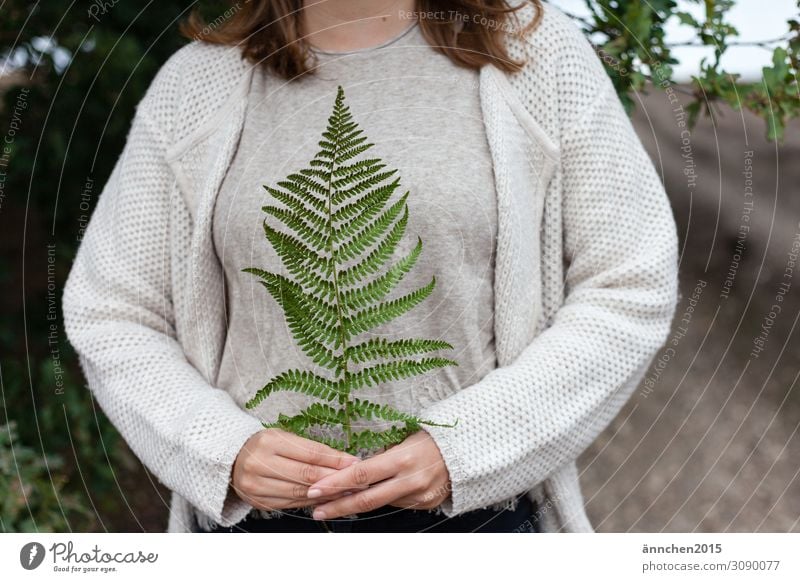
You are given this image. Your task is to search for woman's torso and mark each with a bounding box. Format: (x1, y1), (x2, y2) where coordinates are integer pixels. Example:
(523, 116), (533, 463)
(212, 21), (498, 442)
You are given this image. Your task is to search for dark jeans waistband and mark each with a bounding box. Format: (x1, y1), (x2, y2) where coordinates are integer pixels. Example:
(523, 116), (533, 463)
(202, 494), (542, 533)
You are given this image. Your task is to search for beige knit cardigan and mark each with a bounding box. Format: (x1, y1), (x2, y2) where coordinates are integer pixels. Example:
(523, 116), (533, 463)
(62, 2), (679, 533)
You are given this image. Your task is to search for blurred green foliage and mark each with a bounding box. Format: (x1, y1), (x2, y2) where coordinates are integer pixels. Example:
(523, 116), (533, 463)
(0, 0), (797, 532)
(0, 0), (219, 532)
(573, 0), (799, 141)
(0, 419), (94, 532)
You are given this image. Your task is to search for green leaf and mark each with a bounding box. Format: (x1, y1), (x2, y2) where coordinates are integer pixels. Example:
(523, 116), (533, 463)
(268, 403), (349, 433)
(341, 235), (423, 311)
(332, 178), (400, 235)
(334, 193), (409, 262)
(264, 182), (327, 217)
(314, 434), (348, 452)
(344, 275), (437, 336)
(341, 357), (458, 391)
(348, 426), (411, 452)
(332, 181), (401, 242)
(337, 208), (410, 288)
(766, 113), (784, 142)
(246, 274), (341, 369)
(260, 221), (333, 278)
(262, 205), (330, 251)
(346, 337), (454, 364)
(675, 11), (700, 28)
(350, 397), (421, 424)
(245, 369), (342, 409)
(244, 269), (340, 337)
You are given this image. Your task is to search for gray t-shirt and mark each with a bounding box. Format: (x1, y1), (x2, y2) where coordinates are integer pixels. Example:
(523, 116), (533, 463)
(212, 21), (498, 445)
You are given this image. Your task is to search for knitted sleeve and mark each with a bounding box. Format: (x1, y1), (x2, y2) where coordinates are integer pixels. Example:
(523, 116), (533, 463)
(418, 73), (679, 517)
(61, 88), (265, 529)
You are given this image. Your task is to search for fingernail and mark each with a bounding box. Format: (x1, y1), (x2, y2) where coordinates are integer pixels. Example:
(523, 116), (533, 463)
(313, 509), (326, 520)
(307, 488), (322, 498)
(349, 458), (361, 465)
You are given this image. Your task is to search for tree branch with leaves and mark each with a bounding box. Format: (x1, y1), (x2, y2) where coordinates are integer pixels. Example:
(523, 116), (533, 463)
(563, 0), (799, 141)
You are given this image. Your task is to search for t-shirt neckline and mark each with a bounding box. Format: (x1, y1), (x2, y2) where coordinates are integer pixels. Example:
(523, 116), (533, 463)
(309, 20), (419, 56)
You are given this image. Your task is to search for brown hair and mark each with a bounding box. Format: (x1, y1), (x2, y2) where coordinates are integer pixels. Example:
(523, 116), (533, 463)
(180, 1), (543, 80)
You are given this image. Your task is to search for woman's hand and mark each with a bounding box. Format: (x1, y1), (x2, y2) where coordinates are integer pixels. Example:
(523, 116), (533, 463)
(304, 429), (452, 520)
(230, 428), (365, 510)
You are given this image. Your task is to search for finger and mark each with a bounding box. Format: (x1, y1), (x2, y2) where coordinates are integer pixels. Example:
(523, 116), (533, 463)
(250, 455), (341, 483)
(307, 454), (397, 498)
(241, 475), (367, 501)
(246, 492), (347, 511)
(246, 476), (319, 500)
(268, 430), (361, 470)
(311, 479), (406, 520)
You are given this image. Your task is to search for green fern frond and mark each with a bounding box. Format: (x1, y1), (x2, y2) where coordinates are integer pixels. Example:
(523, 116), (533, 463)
(340, 235), (422, 311)
(345, 338), (454, 364)
(341, 358), (459, 391)
(245, 369), (341, 409)
(350, 397), (422, 425)
(331, 181), (401, 242)
(331, 170), (399, 206)
(261, 222), (333, 277)
(334, 194), (409, 263)
(348, 426), (411, 452)
(261, 205), (330, 252)
(244, 85), (459, 454)
(314, 434), (348, 452)
(332, 157), (383, 178)
(245, 269), (339, 328)
(337, 215), (410, 289)
(278, 173), (329, 203)
(244, 269), (344, 374)
(344, 276), (436, 336)
(263, 185), (327, 224)
(266, 403), (349, 434)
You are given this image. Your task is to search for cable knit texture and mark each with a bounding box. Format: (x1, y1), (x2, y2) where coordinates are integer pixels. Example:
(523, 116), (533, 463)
(62, 1), (679, 533)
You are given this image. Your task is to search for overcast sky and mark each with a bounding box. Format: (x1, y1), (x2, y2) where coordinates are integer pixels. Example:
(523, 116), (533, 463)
(550, 0), (797, 82)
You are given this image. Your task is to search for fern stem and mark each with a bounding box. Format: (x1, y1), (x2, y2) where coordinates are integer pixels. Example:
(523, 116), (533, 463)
(326, 88), (354, 452)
